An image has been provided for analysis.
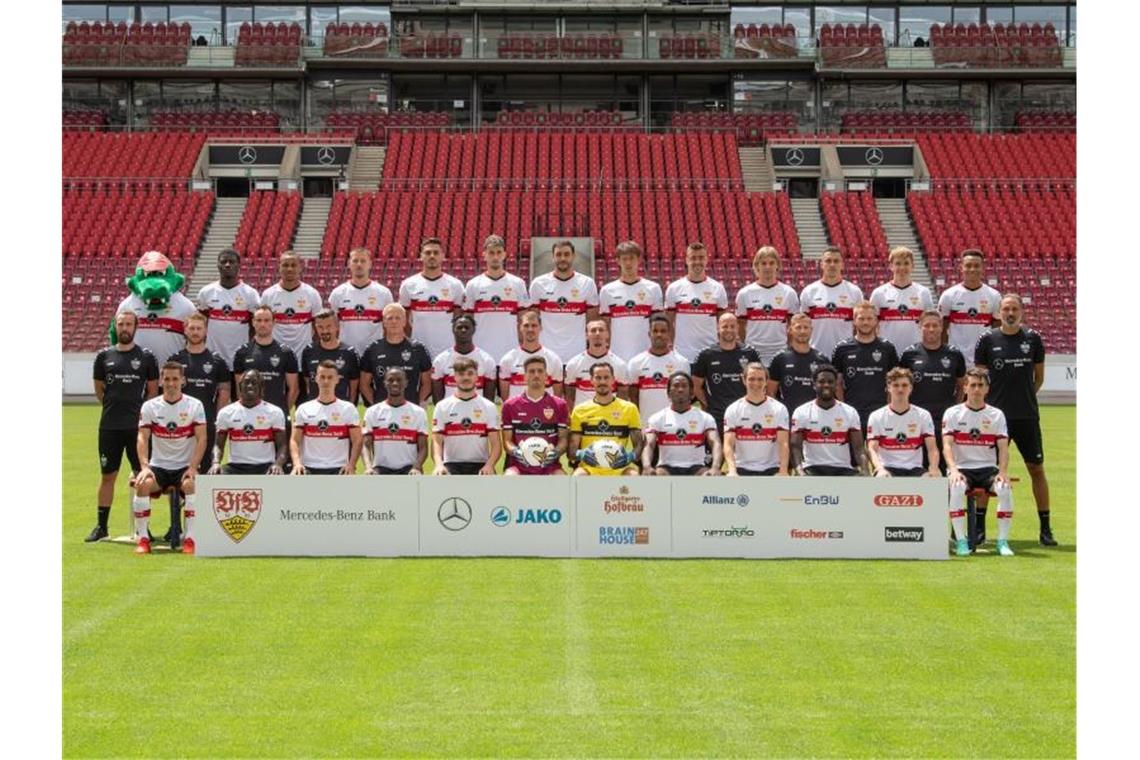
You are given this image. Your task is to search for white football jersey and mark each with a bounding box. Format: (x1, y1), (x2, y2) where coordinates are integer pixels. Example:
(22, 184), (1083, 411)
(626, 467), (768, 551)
(791, 400), (862, 470)
(664, 276), (729, 362)
(363, 400), (428, 470)
(563, 350), (629, 408)
(799, 279), (864, 359)
(938, 282), (1002, 358)
(197, 281), (261, 370)
(626, 350), (691, 423)
(293, 398), (359, 469)
(432, 394), (500, 464)
(529, 271), (599, 362)
(942, 403), (1008, 471)
(431, 346), (498, 395)
(139, 394), (206, 470)
(327, 280), (394, 357)
(866, 404), (935, 471)
(398, 272), (465, 359)
(464, 272), (530, 362)
(117, 292), (198, 364)
(723, 396), (789, 472)
(870, 281), (935, 355)
(598, 278), (664, 361)
(735, 281), (800, 365)
(260, 281), (323, 360)
(498, 345), (564, 400)
(647, 406), (717, 468)
(215, 400), (286, 465)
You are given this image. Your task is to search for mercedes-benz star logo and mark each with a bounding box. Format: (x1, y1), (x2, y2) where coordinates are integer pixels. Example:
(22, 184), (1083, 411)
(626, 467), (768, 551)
(786, 147), (805, 167)
(438, 497), (473, 531)
(316, 146), (336, 165)
(865, 147), (884, 166)
(238, 146), (257, 164)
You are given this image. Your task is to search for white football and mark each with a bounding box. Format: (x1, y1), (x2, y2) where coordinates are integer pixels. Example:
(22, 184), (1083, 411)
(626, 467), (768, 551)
(518, 436), (554, 468)
(589, 439), (626, 470)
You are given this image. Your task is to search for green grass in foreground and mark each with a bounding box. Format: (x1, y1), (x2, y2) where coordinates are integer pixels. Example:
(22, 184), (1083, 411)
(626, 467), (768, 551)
(63, 404), (1075, 758)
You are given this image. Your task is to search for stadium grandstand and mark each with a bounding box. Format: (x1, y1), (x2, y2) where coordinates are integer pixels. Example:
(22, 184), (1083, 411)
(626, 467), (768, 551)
(61, 0), (1076, 359)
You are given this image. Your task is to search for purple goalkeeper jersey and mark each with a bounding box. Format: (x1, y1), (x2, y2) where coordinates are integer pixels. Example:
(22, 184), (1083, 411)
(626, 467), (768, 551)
(501, 391), (569, 474)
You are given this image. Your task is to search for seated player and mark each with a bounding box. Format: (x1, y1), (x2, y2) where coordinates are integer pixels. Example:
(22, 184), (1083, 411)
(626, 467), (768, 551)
(132, 361), (207, 555)
(501, 356), (569, 476)
(723, 363), (790, 476)
(642, 372), (721, 476)
(290, 361), (362, 475)
(866, 368), (940, 478)
(790, 364), (864, 476)
(942, 368), (1015, 557)
(211, 370), (288, 475)
(568, 362), (642, 476)
(431, 357), (502, 475)
(362, 368), (428, 475)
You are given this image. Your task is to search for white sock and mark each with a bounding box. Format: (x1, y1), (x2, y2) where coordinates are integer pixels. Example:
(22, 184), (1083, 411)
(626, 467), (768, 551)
(183, 493), (195, 539)
(995, 481), (1014, 541)
(132, 495), (151, 541)
(949, 481), (969, 541)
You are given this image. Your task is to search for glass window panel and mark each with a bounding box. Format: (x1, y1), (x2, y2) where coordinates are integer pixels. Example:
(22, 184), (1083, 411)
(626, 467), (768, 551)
(985, 7), (1014, 25)
(108, 5), (133, 23)
(731, 7), (784, 27)
(1022, 81), (1075, 110)
(1013, 5), (1066, 26)
(339, 5), (391, 25)
(218, 80), (274, 111)
(253, 6), (305, 24)
(100, 80), (129, 123)
(225, 6), (252, 44)
(272, 81), (301, 126)
(160, 80), (215, 110)
(992, 81), (1022, 126)
(1068, 5), (1075, 46)
(952, 6), (981, 24)
(63, 79), (99, 108)
(850, 80), (902, 108)
(312, 6), (337, 39)
(899, 5), (950, 46)
(170, 5), (222, 45)
(309, 78), (389, 121)
(140, 6), (168, 23)
(133, 81), (160, 120)
(868, 7), (896, 46)
(814, 5), (867, 35)
(820, 81), (848, 126)
(63, 4), (107, 27)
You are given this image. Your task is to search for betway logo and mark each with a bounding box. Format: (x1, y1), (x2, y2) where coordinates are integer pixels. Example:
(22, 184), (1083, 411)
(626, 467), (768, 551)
(884, 526), (925, 542)
(873, 494), (924, 507)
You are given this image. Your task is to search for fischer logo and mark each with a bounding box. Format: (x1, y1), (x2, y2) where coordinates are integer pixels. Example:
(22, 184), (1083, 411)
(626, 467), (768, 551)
(874, 494), (925, 507)
(789, 528), (844, 539)
(884, 526), (925, 542)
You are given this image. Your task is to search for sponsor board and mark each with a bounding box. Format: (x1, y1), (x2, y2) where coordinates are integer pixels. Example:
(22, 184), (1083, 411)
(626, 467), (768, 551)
(574, 478), (672, 557)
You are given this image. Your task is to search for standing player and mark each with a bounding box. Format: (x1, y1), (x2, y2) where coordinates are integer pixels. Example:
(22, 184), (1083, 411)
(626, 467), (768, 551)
(464, 234), (530, 363)
(359, 303), (433, 407)
(564, 319), (629, 408)
(831, 301), (899, 438)
(735, 246), (800, 366)
(974, 294), (1054, 546)
(627, 314), (690, 424)
(211, 371), (288, 475)
(362, 368), (428, 475)
(692, 312), (761, 436)
(899, 310), (967, 472)
(642, 372), (721, 476)
(117, 251), (198, 364)
(664, 242), (729, 363)
(431, 313), (497, 402)
(132, 361), (207, 554)
(598, 240), (663, 362)
(943, 368), (1015, 557)
(767, 313), (830, 418)
(938, 248), (1001, 357)
(86, 310), (158, 542)
(431, 358), (501, 475)
(790, 365), (865, 476)
(233, 306), (299, 418)
(290, 361), (362, 475)
(197, 248), (260, 370)
(799, 246), (864, 359)
(501, 356), (570, 476)
(399, 237), (465, 359)
(260, 250), (323, 361)
(568, 362), (643, 476)
(327, 247), (394, 358)
(498, 309), (564, 400)
(171, 312), (231, 475)
(870, 246), (935, 355)
(529, 240), (599, 363)
(865, 368), (940, 478)
(299, 309), (360, 402)
(723, 363), (790, 477)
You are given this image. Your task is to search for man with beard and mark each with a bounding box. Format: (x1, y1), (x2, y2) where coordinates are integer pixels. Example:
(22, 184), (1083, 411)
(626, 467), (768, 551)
(529, 239), (599, 363)
(211, 370), (288, 476)
(171, 312), (231, 475)
(790, 364), (865, 476)
(642, 372), (721, 476)
(299, 309), (360, 402)
(692, 312), (761, 436)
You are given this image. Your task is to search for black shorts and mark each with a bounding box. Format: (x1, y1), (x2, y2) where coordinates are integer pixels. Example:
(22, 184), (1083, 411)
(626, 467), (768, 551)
(1007, 418), (1045, 465)
(738, 466), (779, 476)
(306, 466), (344, 475)
(98, 428), (140, 475)
(855, 408), (874, 437)
(804, 465), (858, 476)
(196, 424), (216, 475)
(960, 467), (999, 493)
(885, 466), (927, 477)
(660, 464), (704, 476)
(223, 462), (272, 475)
(372, 465), (414, 475)
(445, 461), (483, 475)
(149, 466), (189, 494)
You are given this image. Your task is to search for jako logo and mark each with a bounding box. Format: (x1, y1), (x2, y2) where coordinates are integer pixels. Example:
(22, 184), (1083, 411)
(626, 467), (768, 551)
(598, 526), (650, 545)
(884, 526), (925, 542)
(804, 495), (840, 506)
(789, 528), (844, 539)
(490, 507), (511, 527)
(874, 494), (924, 507)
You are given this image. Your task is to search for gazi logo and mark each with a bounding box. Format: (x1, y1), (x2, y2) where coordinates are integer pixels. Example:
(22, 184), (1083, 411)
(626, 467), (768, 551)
(491, 507), (562, 527)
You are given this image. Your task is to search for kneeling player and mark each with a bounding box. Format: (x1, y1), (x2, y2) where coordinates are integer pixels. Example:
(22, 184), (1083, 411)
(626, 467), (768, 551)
(866, 368), (940, 478)
(501, 356), (569, 475)
(942, 368), (1015, 557)
(133, 361), (207, 554)
(790, 365), (864, 476)
(569, 362), (642, 476)
(211, 370), (288, 475)
(643, 372), (721, 475)
(723, 363), (790, 476)
(362, 368), (428, 475)
(291, 361), (362, 475)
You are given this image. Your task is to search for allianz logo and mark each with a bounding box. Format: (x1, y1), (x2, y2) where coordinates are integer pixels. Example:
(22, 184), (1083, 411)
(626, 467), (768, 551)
(701, 494), (751, 507)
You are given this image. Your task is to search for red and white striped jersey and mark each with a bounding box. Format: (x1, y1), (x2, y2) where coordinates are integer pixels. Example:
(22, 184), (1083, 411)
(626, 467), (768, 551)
(647, 406), (717, 468)
(327, 280), (394, 357)
(464, 271), (530, 362)
(363, 400), (428, 471)
(293, 398), (359, 469)
(260, 281), (323, 360)
(799, 279), (864, 359)
(215, 399), (286, 465)
(866, 404), (935, 471)
(563, 350), (629, 408)
(432, 394), (500, 464)
(938, 282), (1002, 358)
(626, 349), (690, 423)
(664, 276), (729, 362)
(598, 277), (664, 361)
(139, 394), (206, 470)
(529, 271), (599, 362)
(735, 281), (800, 365)
(870, 281), (935, 354)
(431, 346), (498, 395)
(117, 292), (198, 364)
(791, 400), (862, 470)
(197, 280), (261, 370)
(498, 345), (564, 400)
(942, 403), (1008, 471)
(723, 396), (789, 472)
(398, 272), (465, 359)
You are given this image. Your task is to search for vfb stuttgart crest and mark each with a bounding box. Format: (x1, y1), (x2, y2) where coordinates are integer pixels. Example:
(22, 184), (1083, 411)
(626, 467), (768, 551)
(214, 488), (262, 543)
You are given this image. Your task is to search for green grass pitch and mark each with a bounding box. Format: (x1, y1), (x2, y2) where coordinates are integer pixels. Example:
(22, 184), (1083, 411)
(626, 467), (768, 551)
(62, 404), (1075, 758)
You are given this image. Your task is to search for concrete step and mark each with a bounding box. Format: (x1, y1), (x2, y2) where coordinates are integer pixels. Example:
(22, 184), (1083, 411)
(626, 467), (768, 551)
(291, 198), (332, 259)
(875, 198), (933, 289)
(738, 146), (774, 193)
(790, 198), (831, 258)
(188, 198), (247, 294)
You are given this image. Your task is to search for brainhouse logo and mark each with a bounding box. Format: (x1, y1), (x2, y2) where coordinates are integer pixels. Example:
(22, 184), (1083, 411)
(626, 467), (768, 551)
(884, 527), (925, 542)
(599, 526), (650, 545)
(603, 485), (645, 514)
(873, 494), (924, 507)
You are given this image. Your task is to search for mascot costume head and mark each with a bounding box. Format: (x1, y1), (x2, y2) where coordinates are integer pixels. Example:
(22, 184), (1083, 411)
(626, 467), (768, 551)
(109, 251), (187, 344)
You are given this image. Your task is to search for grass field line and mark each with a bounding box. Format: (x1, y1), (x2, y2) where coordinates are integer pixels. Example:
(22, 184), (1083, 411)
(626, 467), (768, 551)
(64, 560), (193, 648)
(562, 559), (599, 717)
